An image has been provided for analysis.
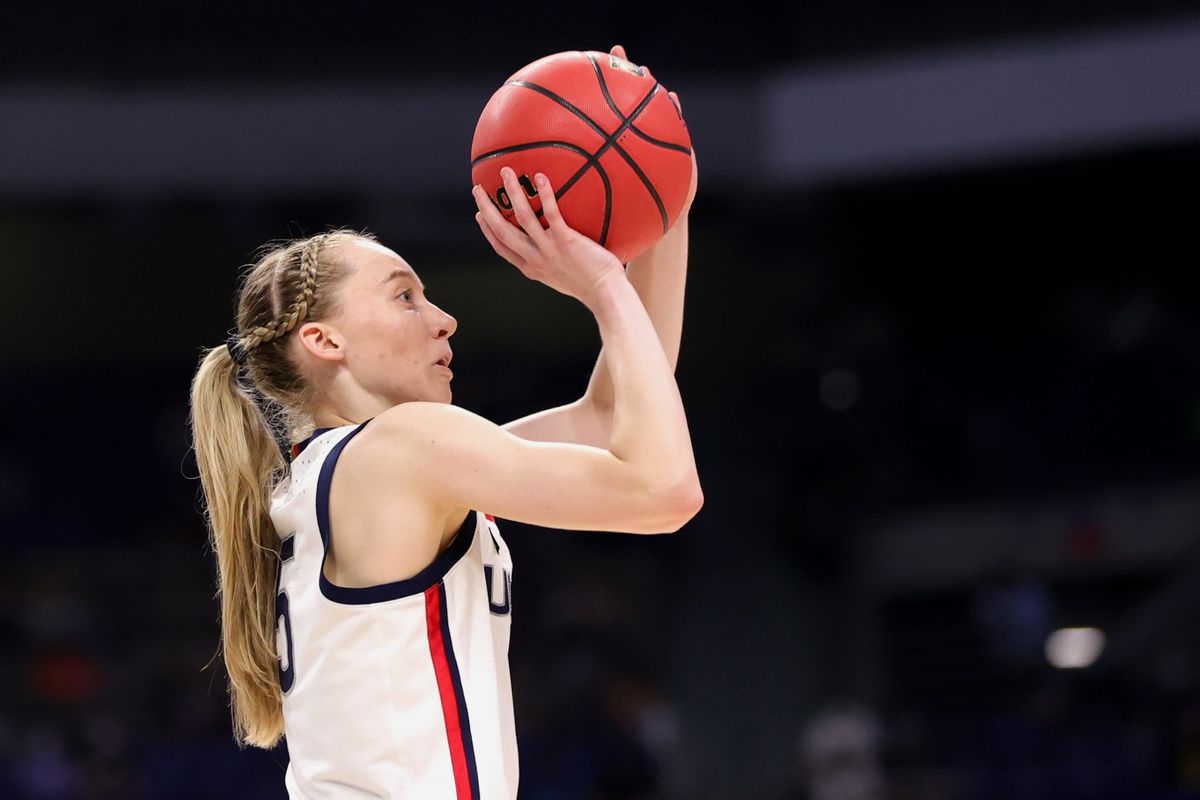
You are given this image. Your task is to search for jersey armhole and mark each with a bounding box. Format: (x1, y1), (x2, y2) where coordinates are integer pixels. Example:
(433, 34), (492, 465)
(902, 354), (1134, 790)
(314, 420), (477, 604)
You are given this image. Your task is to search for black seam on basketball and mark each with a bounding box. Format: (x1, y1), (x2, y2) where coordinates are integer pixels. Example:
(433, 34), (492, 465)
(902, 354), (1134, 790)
(591, 85), (670, 233)
(591, 82), (670, 232)
(609, 141), (669, 235)
(594, 162), (614, 246)
(587, 53), (627, 121)
(627, 125), (692, 155)
(471, 140), (593, 168)
(514, 160), (615, 238)
(506, 78), (658, 162)
(555, 83), (661, 215)
(542, 159), (614, 244)
(506, 80), (610, 140)
(583, 55), (624, 241)
(585, 62), (686, 166)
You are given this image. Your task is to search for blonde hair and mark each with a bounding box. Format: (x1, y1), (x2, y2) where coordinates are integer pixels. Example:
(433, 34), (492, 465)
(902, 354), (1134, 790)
(189, 229), (373, 747)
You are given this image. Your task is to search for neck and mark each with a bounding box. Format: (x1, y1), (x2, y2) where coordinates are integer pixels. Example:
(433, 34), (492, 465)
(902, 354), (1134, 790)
(306, 369), (402, 430)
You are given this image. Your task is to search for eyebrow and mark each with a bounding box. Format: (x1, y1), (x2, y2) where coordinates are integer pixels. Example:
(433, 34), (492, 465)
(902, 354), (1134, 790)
(380, 267), (425, 291)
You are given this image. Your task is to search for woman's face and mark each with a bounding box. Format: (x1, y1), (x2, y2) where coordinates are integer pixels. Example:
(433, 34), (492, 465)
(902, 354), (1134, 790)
(323, 240), (458, 408)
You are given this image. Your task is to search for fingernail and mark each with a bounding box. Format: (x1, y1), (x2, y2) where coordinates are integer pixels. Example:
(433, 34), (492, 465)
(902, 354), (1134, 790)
(535, 173), (546, 186)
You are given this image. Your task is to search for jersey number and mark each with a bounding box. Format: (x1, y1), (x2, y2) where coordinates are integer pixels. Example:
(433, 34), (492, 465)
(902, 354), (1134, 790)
(277, 535), (297, 694)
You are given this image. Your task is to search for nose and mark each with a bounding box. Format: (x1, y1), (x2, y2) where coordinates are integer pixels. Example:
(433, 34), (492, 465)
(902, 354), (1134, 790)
(431, 303), (457, 339)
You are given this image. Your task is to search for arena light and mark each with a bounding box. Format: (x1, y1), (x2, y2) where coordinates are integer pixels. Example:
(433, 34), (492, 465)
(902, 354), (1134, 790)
(1044, 627), (1105, 669)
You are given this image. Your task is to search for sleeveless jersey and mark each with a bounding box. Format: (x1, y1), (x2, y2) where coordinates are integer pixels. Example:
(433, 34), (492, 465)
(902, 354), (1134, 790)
(269, 422), (518, 799)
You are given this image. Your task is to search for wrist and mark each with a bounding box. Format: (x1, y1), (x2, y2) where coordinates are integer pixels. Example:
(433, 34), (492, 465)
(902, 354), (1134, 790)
(585, 267), (635, 316)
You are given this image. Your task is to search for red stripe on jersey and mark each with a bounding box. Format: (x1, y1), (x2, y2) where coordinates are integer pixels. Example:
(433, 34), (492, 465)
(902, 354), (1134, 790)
(425, 584), (474, 800)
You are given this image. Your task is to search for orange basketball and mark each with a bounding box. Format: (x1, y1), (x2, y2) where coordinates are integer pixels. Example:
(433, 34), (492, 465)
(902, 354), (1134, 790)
(471, 50), (693, 264)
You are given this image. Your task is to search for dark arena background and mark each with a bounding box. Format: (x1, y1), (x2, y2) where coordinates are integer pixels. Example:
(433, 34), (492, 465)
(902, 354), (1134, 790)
(3, 3), (1200, 798)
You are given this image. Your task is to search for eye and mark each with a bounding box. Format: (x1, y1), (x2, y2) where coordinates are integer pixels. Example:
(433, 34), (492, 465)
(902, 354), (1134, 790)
(396, 289), (413, 302)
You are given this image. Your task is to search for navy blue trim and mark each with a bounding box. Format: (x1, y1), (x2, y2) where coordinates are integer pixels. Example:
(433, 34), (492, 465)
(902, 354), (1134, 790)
(437, 582), (481, 800)
(320, 512), (476, 604)
(292, 427), (336, 458)
(313, 421), (478, 604)
(314, 422), (371, 554)
(488, 529), (502, 555)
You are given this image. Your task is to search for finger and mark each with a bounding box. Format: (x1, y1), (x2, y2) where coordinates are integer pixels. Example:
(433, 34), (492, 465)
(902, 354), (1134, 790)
(668, 90), (683, 116)
(472, 183), (513, 235)
(533, 173), (567, 234)
(610, 44), (627, 61)
(473, 184), (536, 261)
(474, 212), (526, 268)
(501, 166), (550, 246)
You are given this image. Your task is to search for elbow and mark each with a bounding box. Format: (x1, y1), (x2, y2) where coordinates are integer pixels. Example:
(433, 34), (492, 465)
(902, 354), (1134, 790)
(646, 473), (704, 534)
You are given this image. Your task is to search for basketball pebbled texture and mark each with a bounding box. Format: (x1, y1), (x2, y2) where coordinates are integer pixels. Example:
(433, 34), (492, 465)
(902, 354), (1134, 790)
(471, 50), (693, 264)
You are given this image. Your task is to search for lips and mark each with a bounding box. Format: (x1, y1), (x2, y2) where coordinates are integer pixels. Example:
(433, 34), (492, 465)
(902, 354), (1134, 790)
(435, 352), (453, 368)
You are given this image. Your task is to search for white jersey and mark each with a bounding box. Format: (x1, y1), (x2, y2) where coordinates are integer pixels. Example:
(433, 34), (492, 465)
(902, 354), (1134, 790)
(269, 422), (518, 800)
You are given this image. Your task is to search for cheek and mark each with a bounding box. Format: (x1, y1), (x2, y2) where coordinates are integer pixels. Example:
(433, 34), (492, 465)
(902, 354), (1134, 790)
(364, 317), (426, 366)
(374, 349), (423, 368)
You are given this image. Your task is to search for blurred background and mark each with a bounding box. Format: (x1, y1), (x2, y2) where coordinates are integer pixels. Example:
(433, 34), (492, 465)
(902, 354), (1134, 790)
(3, 2), (1200, 798)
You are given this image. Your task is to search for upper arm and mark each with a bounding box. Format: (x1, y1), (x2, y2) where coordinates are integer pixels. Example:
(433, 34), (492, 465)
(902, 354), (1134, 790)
(501, 397), (611, 448)
(358, 402), (696, 534)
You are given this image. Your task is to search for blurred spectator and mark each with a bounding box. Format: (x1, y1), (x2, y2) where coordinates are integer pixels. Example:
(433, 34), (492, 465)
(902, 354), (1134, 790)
(797, 700), (887, 800)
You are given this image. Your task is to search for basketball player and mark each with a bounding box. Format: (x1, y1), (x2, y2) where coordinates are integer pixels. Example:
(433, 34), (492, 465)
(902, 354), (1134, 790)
(189, 48), (699, 800)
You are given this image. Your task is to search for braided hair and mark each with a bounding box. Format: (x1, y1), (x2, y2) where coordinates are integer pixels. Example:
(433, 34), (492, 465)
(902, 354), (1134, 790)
(232, 235), (323, 358)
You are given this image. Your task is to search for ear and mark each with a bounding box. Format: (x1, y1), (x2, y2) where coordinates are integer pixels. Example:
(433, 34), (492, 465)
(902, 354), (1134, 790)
(296, 320), (345, 363)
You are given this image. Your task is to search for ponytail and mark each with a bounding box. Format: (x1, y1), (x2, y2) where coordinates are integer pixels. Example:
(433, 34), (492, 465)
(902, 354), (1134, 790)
(189, 344), (287, 748)
(190, 228), (365, 746)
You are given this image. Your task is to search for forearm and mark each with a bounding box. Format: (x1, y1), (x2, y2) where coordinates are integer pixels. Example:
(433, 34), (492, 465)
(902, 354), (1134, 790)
(584, 215), (689, 411)
(588, 272), (695, 486)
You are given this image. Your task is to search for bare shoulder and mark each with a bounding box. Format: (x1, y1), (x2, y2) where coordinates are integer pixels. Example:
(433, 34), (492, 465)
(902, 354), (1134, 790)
(373, 400), (487, 432)
(338, 401), (509, 488)
(340, 401), (456, 474)
(357, 401), (497, 454)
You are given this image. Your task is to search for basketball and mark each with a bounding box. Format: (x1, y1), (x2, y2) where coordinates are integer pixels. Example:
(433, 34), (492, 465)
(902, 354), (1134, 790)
(471, 50), (693, 264)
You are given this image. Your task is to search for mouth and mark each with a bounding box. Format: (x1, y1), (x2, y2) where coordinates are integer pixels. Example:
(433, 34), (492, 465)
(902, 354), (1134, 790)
(434, 353), (453, 368)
